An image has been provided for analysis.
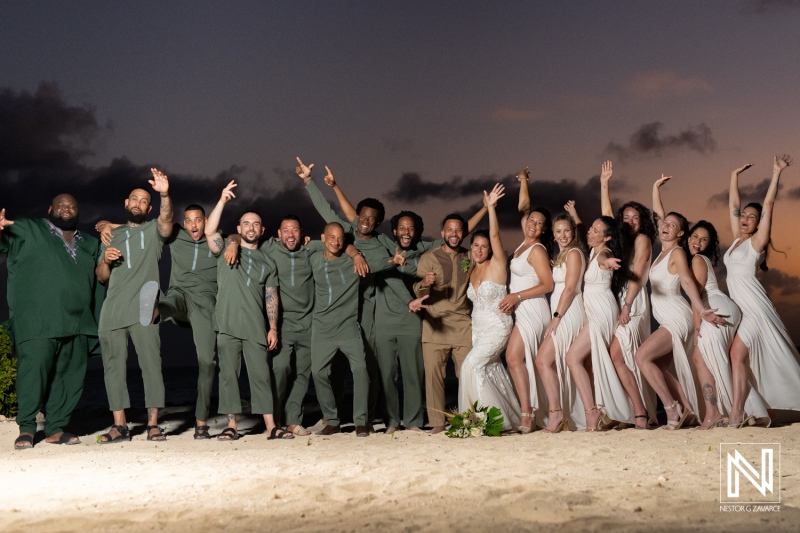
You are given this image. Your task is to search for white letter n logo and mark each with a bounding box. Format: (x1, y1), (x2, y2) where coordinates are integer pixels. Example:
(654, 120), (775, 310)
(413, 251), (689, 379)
(727, 448), (773, 498)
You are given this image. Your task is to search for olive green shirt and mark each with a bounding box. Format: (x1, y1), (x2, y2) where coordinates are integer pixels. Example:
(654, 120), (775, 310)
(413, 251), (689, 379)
(0, 218), (103, 343)
(166, 223), (218, 302)
(260, 238), (322, 334)
(99, 220), (166, 333)
(214, 239), (278, 345)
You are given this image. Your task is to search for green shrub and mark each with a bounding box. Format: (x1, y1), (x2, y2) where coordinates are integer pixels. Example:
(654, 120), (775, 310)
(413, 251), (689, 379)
(0, 325), (17, 418)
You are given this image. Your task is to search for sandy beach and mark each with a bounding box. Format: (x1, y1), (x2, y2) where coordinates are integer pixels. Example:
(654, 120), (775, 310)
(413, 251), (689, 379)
(1, 407), (797, 533)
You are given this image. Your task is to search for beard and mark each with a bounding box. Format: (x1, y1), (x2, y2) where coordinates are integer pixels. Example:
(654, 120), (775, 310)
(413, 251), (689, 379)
(126, 209), (147, 225)
(445, 239), (462, 251)
(242, 233), (260, 245)
(48, 212), (78, 231)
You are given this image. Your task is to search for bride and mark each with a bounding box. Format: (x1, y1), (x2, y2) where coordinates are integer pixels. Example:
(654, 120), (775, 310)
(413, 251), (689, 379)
(458, 183), (522, 431)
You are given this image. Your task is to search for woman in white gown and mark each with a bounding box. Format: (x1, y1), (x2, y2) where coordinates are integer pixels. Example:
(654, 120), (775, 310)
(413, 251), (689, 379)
(652, 176), (768, 429)
(565, 212), (633, 430)
(458, 184), (521, 431)
(635, 210), (727, 429)
(534, 211), (587, 432)
(497, 168), (554, 433)
(725, 156), (800, 427)
(599, 161), (658, 429)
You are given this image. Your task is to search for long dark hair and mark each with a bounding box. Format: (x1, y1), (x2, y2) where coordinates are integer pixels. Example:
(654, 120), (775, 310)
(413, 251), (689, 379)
(742, 202), (786, 272)
(596, 216), (627, 298)
(529, 207), (554, 258)
(684, 220), (720, 266)
(617, 201), (656, 289)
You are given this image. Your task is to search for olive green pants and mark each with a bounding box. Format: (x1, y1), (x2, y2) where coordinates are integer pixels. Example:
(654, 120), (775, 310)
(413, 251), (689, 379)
(271, 330), (311, 427)
(312, 324), (369, 427)
(374, 333), (425, 428)
(100, 324), (164, 411)
(217, 333), (273, 415)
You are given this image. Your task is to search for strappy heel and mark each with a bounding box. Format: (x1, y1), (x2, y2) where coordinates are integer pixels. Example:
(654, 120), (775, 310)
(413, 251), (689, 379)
(518, 411), (535, 434)
(541, 409), (569, 433)
(663, 401), (689, 430)
(585, 406), (613, 432)
(634, 412), (650, 430)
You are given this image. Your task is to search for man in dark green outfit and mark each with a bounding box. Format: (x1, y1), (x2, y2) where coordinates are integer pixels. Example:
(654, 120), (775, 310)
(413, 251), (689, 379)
(205, 180), (293, 441)
(1, 196), (103, 450)
(95, 168), (174, 443)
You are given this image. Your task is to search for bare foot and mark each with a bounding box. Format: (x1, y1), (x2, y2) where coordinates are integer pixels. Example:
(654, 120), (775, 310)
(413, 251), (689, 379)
(429, 425), (446, 435)
(405, 426), (423, 432)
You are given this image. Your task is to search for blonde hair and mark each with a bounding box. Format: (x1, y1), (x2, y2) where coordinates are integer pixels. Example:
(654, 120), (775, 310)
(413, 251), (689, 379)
(551, 213), (579, 268)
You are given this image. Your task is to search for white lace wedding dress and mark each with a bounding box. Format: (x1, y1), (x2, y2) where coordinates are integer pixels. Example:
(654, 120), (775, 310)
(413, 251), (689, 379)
(458, 281), (521, 431)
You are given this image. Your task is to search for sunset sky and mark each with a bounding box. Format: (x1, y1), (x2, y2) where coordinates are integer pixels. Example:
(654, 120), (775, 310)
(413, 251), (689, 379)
(2, 1), (800, 343)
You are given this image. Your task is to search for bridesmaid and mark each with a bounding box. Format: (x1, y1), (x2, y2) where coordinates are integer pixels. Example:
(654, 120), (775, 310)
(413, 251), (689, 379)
(635, 205), (726, 429)
(725, 155), (800, 427)
(600, 161), (658, 429)
(497, 167), (554, 433)
(653, 175), (768, 429)
(534, 209), (587, 432)
(565, 209), (633, 431)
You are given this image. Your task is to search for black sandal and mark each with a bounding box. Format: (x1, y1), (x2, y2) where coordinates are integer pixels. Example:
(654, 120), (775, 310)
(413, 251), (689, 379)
(267, 427), (295, 440)
(217, 427), (238, 441)
(99, 424), (130, 445)
(14, 433), (34, 450)
(194, 425), (212, 440)
(634, 413), (650, 430)
(146, 425), (167, 441)
(50, 432), (81, 445)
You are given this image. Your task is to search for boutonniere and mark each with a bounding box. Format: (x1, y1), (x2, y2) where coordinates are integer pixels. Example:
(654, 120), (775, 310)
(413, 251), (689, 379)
(459, 259), (471, 273)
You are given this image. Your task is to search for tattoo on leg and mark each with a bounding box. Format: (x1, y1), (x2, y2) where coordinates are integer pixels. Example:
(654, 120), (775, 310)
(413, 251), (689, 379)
(148, 407), (157, 420)
(702, 383), (717, 406)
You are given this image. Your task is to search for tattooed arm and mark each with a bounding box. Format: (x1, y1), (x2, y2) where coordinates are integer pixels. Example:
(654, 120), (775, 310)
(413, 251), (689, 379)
(149, 168), (174, 238)
(265, 286), (279, 350)
(206, 180), (237, 255)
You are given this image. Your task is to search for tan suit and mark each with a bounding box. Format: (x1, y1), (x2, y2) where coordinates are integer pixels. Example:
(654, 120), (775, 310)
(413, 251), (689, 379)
(413, 245), (473, 426)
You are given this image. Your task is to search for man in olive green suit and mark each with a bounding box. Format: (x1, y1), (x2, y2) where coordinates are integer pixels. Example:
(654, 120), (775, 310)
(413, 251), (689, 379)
(96, 169), (174, 443)
(1, 196), (103, 449)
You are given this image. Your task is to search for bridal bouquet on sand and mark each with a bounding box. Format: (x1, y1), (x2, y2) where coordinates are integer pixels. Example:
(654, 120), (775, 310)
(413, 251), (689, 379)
(446, 402), (504, 438)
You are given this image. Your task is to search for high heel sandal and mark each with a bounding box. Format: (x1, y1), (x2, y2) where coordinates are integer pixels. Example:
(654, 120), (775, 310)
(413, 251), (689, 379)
(518, 411), (535, 434)
(727, 414), (755, 429)
(584, 406), (613, 432)
(541, 409), (569, 433)
(749, 416), (772, 428)
(634, 412), (650, 430)
(663, 401), (689, 430)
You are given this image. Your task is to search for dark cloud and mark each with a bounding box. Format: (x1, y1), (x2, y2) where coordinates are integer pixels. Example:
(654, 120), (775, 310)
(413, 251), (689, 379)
(787, 186), (800, 199)
(604, 122), (716, 162)
(743, 0), (800, 15)
(389, 172), (625, 230)
(707, 178), (780, 207)
(758, 267), (800, 297)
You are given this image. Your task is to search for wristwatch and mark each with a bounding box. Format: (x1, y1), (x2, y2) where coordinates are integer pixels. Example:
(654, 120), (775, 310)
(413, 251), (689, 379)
(553, 311), (561, 318)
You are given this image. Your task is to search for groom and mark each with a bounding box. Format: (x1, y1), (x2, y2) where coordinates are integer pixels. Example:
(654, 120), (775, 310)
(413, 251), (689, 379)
(413, 214), (472, 434)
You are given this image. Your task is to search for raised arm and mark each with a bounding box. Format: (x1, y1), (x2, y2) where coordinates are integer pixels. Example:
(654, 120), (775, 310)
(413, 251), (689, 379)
(149, 168), (174, 238)
(485, 184), (506, 267)
(0, 208), (14, 240)
(564, 200), (587, 251)
(205, 180), (237, 255)
(323, 166), (358, 223)
(600, 160), (614, 217)
(651, 173), (672, 225)
(517, 167), (531, 232)
(297, 157), (350, 228)
(751, 155), (792, 253)
(728, 163), (752, 239)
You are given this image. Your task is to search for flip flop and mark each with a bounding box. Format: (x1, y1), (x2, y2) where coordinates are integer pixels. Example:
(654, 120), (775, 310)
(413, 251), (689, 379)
(217, 427), (239, 441)
(139, 281), (160, 326)
(14, 434), (34, 450)
(267, 427), (294, 440)
(49, 432), (81, 445)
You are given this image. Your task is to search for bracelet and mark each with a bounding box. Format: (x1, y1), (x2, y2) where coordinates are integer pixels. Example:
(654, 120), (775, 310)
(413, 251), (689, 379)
(516, 293), (522, 301)
(160, 193), (169, 198)
(269, 327), (278, 332)
(622, 301), (631, 308)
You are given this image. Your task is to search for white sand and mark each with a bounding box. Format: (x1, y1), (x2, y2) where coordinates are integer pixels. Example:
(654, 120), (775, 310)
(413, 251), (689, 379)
(1, 409), (797, 532)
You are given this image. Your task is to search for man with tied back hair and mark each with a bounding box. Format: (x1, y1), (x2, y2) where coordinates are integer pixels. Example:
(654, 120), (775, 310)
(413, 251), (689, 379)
(95, 169), (174, 443)
(414, 214), (473, 434)
(1, 195), (104, 449)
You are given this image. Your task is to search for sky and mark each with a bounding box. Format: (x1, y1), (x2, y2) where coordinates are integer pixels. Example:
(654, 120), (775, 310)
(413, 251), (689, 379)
(2, 0), (800, 346)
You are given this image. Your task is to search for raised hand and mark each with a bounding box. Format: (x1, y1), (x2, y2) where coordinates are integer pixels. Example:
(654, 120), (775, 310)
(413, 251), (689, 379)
(600, 160), (613, 183)
(654, 173), (672, 188)
(0, 208), (14, 230)
(295, 157), (314, 180)
(516, 167), (530, 182)
(323, 166), (336, 188)
(408, 295), (429, 313)
(564, 200), (578, 219)
(219, 180), (237, 204)
(733, 163), (753, 175)
(149, 168), (170, 195)
(389, 247), (407, 266)
(484, 183), (506, 208)
(774, 154), (793, 172)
